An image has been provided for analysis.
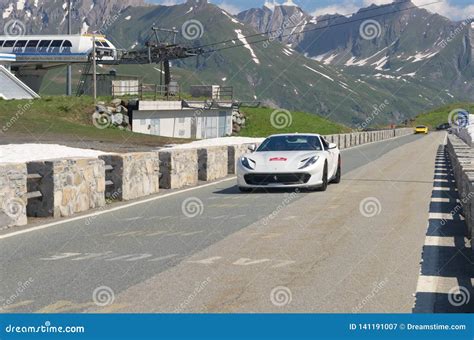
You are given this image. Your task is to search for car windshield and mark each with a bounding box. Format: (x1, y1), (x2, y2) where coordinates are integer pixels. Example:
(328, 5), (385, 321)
(416, 126), (425, 128)
(257, 135), (323, 152)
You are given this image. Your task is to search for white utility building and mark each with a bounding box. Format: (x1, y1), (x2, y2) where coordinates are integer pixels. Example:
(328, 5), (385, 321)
(132, 100), (233, 139)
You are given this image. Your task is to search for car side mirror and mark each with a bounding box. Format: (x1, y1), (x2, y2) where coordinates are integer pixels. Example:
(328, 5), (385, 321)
(328, 143), (337, 150)
(248, 144), (257, 152)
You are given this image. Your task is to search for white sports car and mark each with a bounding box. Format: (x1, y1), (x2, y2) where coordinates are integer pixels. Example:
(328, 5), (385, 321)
(237, 133), (341, 192)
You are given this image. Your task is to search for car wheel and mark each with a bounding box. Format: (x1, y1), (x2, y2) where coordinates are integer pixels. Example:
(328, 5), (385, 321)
(331, 157), (341, 184)
(238, 186), (253, 193)
(319, 162), (328, 192)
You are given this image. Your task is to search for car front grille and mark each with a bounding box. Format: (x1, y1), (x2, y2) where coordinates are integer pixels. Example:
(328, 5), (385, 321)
(244, 173), (311, 185)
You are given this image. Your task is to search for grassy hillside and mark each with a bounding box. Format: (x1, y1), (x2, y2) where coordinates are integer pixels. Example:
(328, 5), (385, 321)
(0, 96), (186, 151)
(413, 103), (474, 129)
(238, 107), (349, 137)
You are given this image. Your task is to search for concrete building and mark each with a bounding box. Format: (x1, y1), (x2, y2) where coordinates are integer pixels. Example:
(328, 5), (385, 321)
(132, 100), (233, 139)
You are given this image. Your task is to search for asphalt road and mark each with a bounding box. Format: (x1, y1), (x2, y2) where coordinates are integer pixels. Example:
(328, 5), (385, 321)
(0, 132), (453, 313)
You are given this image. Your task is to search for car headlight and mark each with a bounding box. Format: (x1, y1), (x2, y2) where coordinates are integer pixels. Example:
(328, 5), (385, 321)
(299, 156), (319, 169)
(241, 157), (256, 170)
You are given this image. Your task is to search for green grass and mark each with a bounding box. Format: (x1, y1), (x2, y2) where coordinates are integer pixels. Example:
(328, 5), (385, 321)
(237, 107), (349, 137)
(0, 96), (187, 148)
(413, 103), (474, 129)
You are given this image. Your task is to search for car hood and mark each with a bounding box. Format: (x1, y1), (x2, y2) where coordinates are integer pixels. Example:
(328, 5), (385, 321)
(243, 151), (323, 172)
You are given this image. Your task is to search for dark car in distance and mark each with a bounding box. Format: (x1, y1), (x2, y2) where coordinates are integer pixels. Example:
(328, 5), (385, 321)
(436, 123), (451, 130)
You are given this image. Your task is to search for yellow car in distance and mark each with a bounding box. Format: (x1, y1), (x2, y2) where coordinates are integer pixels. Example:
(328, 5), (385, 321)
(414, 125), (429, 134)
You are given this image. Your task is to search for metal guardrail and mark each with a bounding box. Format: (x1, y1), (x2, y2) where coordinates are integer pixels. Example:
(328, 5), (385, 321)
(26, 172), (43, 201)
(112, 83), (181, 100)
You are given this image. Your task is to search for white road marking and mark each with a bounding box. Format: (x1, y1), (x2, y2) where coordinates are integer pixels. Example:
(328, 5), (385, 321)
(432, 187), (454, 191)
(148, 254), (180, 262)
(229, 214), (247, 219)
(71, 252), (113, 261)
(0, 177), (237, 240)
(424, 236), (467, 247)
(40, 252), (81, 261)
(233, 258), (271, 266)
(106, 254), (152, 261)
(431, 197), (450, 203)
(187, 256), (222, 265)
(416, 275), (474, 293)
(125, 254), (153, 262)
(123, 217), (142, 221)
(271, 260), (296, 268)
(429, 213), (453, 220)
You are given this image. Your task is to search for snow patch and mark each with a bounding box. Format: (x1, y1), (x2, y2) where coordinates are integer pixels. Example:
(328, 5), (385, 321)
(125, 15), (132, 20)
(0, 144), (108, 164)
(371, 56), (389, 71)
(2, 3), (14, 19)
(81, 20), (89, 34)
(406, 50), (438, 63)
(235, 29), (260, 64)
(16, 0), (26, 11)
(303, 64), (334, 81)
(222, 10), (240, 25)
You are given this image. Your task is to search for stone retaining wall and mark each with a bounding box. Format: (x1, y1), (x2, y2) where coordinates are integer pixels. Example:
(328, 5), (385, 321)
(446, 134), (474, 243)
(159, 149), (198, 189)
(27, 158), (106, 218)
(100, 153), (160, 201)
(0, 127), (415, 227)
(198, 146), (228, 181)
(0, 163), (27, 227)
